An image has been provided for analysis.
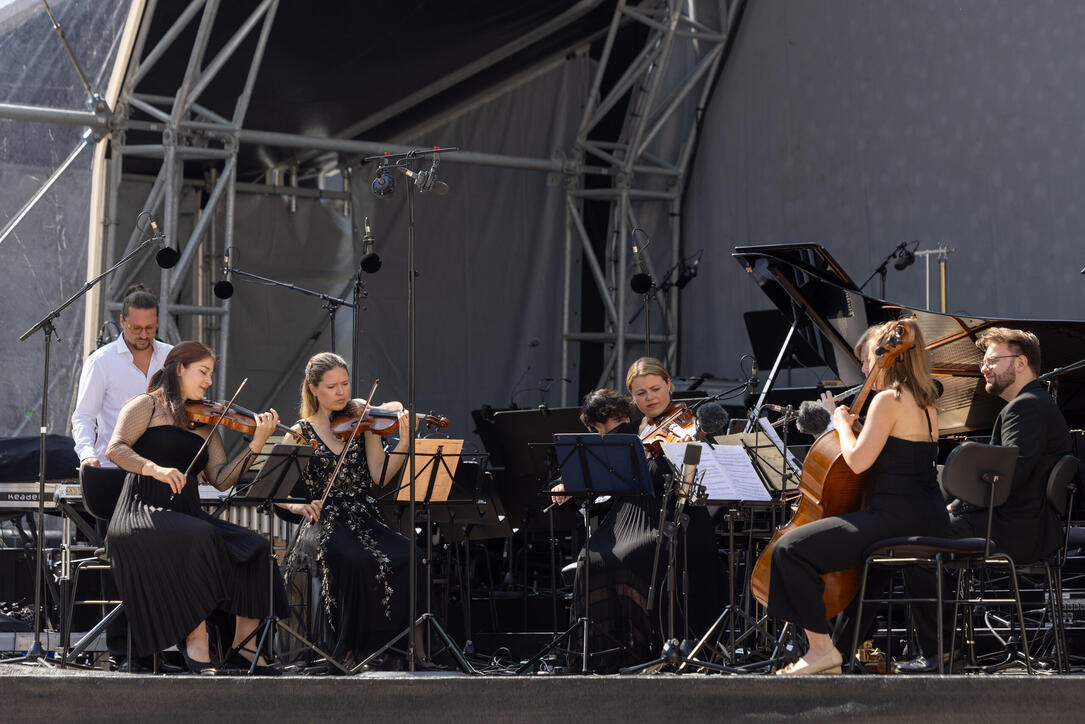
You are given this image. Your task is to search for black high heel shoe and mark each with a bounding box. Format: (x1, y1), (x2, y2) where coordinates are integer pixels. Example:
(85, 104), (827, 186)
(224, 647), (280, 676)
(181, 643), (214, 674)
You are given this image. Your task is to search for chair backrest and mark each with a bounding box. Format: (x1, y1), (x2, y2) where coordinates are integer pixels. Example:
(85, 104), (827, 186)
(78, 465), (128, 521)
(941, 442), (1019, 509)
(1046, 454), (1080, 518)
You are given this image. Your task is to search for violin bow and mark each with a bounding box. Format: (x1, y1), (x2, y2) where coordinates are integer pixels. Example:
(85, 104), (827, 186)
(171, 378), (248, 500)
(318, 378), (380, 507)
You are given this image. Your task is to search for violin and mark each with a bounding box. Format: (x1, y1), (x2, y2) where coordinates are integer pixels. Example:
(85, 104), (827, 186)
(639, 401), (698, 457)
(329, 398), (450, 440)
(184, 399), (316, 447)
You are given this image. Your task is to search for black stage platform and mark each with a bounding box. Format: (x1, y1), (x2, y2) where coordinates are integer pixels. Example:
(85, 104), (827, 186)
(2, 667), (1082, 723)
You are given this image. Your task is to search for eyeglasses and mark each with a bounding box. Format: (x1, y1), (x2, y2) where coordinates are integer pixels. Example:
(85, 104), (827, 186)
(123, 322), (158, 335)
(979, 354), (1020, 370)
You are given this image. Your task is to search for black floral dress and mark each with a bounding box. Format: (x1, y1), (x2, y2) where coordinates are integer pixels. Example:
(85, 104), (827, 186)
(287, 419), (419, 659)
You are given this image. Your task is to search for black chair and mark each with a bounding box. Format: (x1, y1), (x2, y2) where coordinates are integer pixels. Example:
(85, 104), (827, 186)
(1000, 454), (1079, 673)
(848, 442), (1028, 675)
(61, 465), (128, 668)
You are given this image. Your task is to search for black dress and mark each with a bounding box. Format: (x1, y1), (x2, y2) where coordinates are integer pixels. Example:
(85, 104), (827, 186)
(286, 419), (418, 660)
(106, 395), (287, 658)
(767, 430), (950, 647)
(571, 421), (726, 672)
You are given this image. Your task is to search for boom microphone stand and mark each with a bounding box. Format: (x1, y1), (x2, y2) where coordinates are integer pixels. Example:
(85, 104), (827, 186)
(216, 266), (355, 354)
(2, 223), (170, 666)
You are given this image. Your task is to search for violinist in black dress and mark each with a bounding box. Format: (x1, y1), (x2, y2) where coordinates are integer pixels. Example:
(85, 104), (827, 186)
(766, 321), (949, 675)
(106, 341), (287, 673)
(280, 352), (427, 666)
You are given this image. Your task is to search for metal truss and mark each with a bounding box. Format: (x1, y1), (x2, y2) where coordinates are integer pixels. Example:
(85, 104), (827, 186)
(0, 0), (741, 405)
(561, 0), (744, 402)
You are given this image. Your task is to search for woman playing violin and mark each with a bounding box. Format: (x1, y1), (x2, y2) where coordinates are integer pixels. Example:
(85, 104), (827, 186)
(767, 321), (948, 675)
(106, 341), (287, 673)
(626, 358), (725, 641)
(280, 352), (427, 667)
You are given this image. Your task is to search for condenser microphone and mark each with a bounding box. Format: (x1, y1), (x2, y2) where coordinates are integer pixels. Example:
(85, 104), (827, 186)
(795, 400), (832, 436)
(360, 217), (382, 274)
(696, 402), (730, 437)
(150, 215), (179, 268)
(630, 236), (653, 295)
(759, 403), (795, 415)
(213, 247), (234, 299)
(676, 443), (702, 504)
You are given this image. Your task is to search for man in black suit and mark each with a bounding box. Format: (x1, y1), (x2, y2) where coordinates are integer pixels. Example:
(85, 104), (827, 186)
(899, 327), (1072, 672)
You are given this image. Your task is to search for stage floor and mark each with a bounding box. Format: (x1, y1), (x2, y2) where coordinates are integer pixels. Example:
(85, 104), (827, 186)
(1, 664), (1081, 723)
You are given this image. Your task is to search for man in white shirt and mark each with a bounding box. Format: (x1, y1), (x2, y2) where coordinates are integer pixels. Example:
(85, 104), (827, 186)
(72, 285), (172, 468)
(70, 285), (179, 672)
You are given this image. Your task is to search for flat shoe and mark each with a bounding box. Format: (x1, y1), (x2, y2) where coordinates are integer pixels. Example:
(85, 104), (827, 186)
(775, 647), (843, 676)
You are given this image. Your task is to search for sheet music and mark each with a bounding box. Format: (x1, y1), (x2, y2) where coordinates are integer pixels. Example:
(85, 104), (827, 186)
(757, 416), (804, 476)
(660, 441), (772, 502)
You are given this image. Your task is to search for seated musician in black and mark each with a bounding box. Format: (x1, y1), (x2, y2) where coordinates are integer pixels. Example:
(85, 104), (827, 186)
(900, 327), (1073, 672)
(550, 388), (651, 671)
(767, 321), (949, 675)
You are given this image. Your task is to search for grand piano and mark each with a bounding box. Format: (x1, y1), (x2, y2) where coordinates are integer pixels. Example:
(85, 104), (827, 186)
(733, 243), (1085, 436)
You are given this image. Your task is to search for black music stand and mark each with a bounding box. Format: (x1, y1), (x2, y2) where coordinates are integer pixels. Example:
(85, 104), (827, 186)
(516, 433), (654, 674)
(355, 440), (476, 674)
(221, 444), (351, 675)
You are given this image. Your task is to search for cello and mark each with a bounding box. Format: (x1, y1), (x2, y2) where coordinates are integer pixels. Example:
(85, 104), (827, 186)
(749, 319), (916, 618)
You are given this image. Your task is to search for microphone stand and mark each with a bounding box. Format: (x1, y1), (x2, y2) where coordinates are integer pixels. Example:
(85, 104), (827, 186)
(220, 266), (354, 354)
(859, 242), (911, 298)
(2, 231), (165, 667)
(360, 147), (473, 673)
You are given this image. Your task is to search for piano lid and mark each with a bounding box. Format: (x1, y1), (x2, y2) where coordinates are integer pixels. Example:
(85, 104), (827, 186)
(733, 243), (1085, 434)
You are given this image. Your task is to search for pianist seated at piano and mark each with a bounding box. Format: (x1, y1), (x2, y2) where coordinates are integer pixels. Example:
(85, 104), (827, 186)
(105, 340), (288, 674)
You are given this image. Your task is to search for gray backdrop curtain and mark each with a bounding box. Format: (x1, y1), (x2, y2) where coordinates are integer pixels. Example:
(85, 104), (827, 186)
(681, 0), (1085, 384)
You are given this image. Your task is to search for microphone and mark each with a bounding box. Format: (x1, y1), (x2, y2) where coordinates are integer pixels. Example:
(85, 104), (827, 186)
(675, 249), (702, 289)
(150, 215), (179, 268)
(405, 157), (450, 195)
(696, 402), (730, 437)
(96, 320), (119, 349)
(750, 362), (759, 392)
(371, 166), (396, 198)
(212, 247), (233, 299)
(360, 217), (381, 274)
(893, 241), (916, 271)
(795, 400), (832, 436)
(630, 237), (653, 295)
(675, 443), (702, 505)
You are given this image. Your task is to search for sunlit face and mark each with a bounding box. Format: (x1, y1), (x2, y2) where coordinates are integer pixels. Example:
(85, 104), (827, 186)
(177, 356), (214, 401)
(592, 416), (630, 435)
(860, 339), (878, 376)
(310, 366), (351, 413)
(980, 342), (1023, 399)
(629, 374), (671, 419)
(121, 307), (158, 352)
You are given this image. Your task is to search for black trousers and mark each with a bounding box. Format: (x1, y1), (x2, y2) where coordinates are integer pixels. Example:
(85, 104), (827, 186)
(768, 498), (947, 653)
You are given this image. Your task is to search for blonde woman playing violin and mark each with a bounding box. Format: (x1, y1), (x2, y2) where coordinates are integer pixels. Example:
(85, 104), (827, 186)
(281, 352), (429, 668)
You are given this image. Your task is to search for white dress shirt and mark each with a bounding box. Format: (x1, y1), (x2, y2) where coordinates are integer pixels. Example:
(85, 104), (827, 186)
(71, 337), (173, 467)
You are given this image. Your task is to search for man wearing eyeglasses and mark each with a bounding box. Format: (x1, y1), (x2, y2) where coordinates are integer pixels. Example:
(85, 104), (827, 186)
(72, 284), (173, 469)
(899, 326), (1072, 672)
